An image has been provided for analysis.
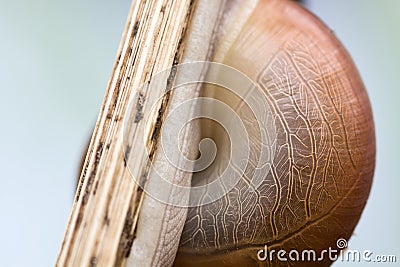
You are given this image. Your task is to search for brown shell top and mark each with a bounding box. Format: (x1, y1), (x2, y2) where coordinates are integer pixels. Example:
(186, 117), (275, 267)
(174, 0), (375, 266)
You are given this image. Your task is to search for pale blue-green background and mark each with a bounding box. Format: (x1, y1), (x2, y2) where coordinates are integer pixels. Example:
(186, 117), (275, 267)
(0, 0), (398, 266)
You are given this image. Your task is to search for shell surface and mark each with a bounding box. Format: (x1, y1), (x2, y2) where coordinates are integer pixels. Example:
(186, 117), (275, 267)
(173, 0), (375, 266)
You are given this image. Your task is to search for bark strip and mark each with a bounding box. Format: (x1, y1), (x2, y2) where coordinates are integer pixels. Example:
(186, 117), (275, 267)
(56, 0), (195, 266)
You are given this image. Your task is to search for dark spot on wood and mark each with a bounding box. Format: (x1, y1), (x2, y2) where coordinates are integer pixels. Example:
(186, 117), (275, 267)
(82, 191), (89, 205)
(134, 92), (145, 123)
(104, 214), (110, 226)
(124, 145), (131, 167)
(82, 143), (104, 205)
(93, 180), (99, 195)
(138, 171), (148, 189)
(111, 86), (120, 111)
(76, 212), (83, 228)
(81, 162), (88, 180)
(160, 5), (166, 13)
(132, 49), (139, 66)
(133, 21), (139, 36)
(90, 256), (97, 267)
(166, 65), (177, 92)
(149, 91), (171, 157)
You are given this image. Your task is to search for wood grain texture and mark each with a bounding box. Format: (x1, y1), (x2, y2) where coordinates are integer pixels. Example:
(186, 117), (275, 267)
(56, 0), (196, 266)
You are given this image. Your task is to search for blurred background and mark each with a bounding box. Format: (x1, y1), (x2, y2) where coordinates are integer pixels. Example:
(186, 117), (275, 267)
(0, 0), (398, 266)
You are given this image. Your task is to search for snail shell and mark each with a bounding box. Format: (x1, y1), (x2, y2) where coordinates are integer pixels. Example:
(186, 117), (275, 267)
(127, 0), (375, 266)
